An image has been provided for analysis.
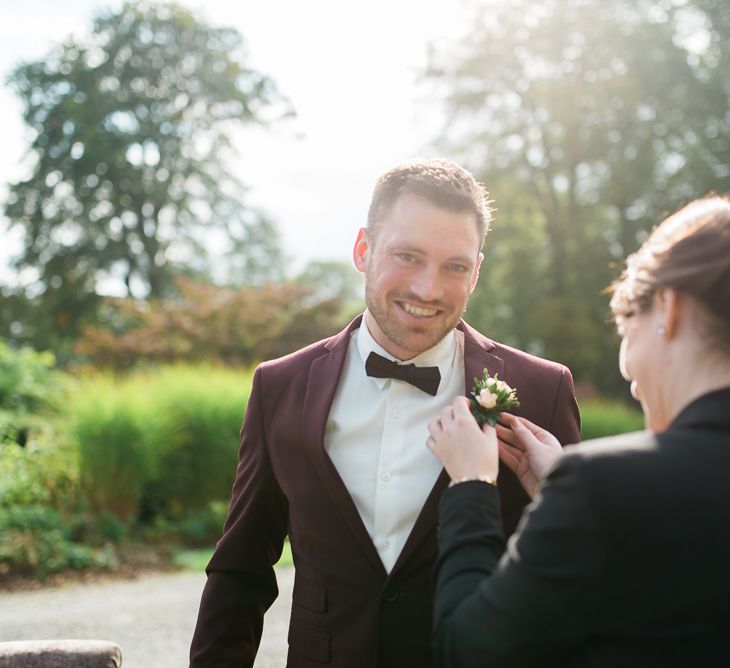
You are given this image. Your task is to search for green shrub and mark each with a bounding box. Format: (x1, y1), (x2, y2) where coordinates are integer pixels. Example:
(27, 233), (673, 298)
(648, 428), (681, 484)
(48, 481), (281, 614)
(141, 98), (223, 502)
(147, 500), (229, 546)
(0, 506), (113, 579)
(140, 366), (249, 518)
(72, 365), (250, 524)
(579, 399), (645, 440)
(0, 432), (80, 510)
(0, 341), (63, 445)
(73, 377), (168, 522)
(0, 443), (52, 507)
(0, 360), (98, 578)
(0, 408), (82, 529)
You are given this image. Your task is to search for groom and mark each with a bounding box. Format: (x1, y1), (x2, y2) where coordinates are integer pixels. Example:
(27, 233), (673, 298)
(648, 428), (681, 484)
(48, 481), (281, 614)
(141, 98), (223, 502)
(189, 159), (580, 667)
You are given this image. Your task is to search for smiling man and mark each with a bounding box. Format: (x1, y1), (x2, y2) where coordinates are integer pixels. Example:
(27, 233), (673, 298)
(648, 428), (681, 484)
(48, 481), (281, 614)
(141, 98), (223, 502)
(189, 159), (581, 668)
(355, 189), (483, 360)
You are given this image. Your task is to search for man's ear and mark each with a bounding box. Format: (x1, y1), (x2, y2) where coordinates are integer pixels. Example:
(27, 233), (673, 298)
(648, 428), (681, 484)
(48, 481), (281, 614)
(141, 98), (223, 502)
(469, 252), (484, 294)
(353, 228), (369, 273)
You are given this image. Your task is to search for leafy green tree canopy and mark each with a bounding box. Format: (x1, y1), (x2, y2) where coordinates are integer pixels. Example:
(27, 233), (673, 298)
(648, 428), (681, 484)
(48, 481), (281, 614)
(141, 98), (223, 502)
(429, 0), (728, 265)
(427, 0), (729, 393)
(3, 0), (290, 343)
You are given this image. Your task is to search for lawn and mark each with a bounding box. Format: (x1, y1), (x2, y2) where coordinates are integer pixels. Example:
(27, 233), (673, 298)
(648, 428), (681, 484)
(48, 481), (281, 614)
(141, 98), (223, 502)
(173, 539), (294, 572)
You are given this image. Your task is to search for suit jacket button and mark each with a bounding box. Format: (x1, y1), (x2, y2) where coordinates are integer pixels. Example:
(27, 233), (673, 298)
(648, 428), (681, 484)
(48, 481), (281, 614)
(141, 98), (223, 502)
(382, 585), (401, 603)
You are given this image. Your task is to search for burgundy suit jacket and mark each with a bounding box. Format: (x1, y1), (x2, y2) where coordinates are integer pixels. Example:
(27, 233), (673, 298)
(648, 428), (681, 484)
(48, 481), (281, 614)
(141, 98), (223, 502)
(190, 316), (580, 668)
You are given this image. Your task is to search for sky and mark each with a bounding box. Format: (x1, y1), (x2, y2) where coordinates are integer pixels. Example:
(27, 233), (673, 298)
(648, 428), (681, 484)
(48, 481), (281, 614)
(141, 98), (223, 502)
(0, 0), (471, 289)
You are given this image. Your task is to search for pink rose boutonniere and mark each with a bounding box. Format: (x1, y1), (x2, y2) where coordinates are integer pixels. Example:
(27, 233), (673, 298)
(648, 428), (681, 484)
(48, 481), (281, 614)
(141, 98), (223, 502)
(469, 370), (520, 427)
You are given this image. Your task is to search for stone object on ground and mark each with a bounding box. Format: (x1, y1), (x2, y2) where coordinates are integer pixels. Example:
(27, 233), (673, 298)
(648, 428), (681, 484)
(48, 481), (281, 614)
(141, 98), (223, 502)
(0, 639), (122, 667)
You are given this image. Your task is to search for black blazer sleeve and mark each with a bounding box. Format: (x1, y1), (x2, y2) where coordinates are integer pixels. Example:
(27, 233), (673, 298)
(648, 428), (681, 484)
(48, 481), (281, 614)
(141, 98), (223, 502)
(190, 366), (289, 667)
(433, 457), (604, 668)
(498, 363), (581, 537)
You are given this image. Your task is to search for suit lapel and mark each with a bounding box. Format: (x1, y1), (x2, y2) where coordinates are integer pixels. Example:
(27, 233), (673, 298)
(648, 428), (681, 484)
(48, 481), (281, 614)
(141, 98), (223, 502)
(389, 321), (504, 579)
(301, 315), (388, 579)
(461, 319), (504, 390)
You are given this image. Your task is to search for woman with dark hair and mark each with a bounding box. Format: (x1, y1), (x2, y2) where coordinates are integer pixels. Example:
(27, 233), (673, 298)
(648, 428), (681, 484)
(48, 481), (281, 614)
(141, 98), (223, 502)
(426, 196), (730, 667)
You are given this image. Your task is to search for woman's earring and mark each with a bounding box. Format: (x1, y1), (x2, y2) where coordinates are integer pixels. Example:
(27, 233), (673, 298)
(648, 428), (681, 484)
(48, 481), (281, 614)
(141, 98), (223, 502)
(657, 325), (666, 336)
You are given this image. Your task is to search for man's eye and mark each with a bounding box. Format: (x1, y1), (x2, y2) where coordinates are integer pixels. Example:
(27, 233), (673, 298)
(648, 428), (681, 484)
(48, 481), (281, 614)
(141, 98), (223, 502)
(448, 263), (469, 273)
(396, 253), (417, 262)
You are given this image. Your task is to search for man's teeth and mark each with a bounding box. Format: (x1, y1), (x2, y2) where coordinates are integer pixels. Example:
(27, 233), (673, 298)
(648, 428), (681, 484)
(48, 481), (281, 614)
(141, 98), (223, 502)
(403, 303), (438, 317)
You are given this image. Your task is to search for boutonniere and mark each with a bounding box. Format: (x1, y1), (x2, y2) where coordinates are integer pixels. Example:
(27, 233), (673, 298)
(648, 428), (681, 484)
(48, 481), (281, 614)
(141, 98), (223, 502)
(469, 370), (520, 427)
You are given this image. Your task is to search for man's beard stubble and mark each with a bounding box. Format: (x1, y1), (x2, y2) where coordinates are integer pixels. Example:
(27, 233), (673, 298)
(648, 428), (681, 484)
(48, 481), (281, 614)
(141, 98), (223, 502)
(365, 284), (466, 358)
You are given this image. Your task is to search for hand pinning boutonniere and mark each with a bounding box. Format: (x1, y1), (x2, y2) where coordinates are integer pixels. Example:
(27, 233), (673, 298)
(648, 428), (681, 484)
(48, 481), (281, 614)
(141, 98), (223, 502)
(469, 370), (520, 427)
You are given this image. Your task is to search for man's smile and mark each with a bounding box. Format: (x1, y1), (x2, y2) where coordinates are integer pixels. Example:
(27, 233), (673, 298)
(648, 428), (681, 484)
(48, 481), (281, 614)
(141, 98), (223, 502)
(398, 301), (441, 319)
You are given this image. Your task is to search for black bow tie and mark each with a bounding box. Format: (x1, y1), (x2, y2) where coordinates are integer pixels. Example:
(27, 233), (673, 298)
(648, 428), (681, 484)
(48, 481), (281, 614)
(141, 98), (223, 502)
(365, 352), (441, 396)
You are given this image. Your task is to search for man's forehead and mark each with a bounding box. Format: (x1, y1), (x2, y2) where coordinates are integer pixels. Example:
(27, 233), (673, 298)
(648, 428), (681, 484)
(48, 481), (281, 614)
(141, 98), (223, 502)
(381, 194), (478, 233)
(378, 226), (481, 261)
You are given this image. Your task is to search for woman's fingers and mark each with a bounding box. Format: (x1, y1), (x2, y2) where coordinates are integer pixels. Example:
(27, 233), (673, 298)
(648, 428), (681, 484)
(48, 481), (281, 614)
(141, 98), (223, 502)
(427, 417), (442, 438)
(506, 412), (559, 446)
(429, 396), (499, 451)
(502, 411), (538, 432)
(495, 422), (521, 450)
(439, 403), (456, 426)
(502, 412), (542, 439)
(501, 413), (554, 451)
(498, 441), (521, 472)
(498, 439), (524, 460)
(453, 395), (473, 418)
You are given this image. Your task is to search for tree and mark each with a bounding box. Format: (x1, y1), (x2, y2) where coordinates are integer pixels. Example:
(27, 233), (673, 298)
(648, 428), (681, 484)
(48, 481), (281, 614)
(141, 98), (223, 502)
(426, 0), (729, 393)
(296, 259), (364, 307)
(3, 1), (290, 347)
(73, 277), (359, 369)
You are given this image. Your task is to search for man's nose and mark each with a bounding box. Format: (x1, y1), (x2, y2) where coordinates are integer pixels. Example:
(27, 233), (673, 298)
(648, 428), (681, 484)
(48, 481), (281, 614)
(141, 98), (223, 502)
(410, 267), (444, 302)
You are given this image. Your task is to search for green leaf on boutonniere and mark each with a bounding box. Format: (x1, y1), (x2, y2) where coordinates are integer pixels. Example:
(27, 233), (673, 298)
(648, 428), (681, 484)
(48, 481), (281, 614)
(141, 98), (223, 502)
(469, 370), (520, 427)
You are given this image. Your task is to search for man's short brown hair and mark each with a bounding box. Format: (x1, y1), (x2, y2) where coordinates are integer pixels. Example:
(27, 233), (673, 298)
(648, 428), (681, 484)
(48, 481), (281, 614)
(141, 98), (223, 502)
(366, 159), (492, 248)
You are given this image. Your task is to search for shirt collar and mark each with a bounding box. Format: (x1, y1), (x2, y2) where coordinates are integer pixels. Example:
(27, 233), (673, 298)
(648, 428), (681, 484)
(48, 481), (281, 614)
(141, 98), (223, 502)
(356, 310), (459, 393)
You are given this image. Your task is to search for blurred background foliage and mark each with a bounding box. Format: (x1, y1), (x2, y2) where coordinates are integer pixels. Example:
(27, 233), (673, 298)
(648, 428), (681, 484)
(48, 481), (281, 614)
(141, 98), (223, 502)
(1, 0), (728, 578)
(428, 0), (729, 395)
(74, 276), (359, 369)
(0, 339), (62, 445)
(1, 359), (250, 578)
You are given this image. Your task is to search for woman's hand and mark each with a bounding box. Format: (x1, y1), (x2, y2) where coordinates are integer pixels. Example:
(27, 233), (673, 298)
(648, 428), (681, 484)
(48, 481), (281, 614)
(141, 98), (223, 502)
(495, 413), (563, 499)
(426, 396), (499, 483)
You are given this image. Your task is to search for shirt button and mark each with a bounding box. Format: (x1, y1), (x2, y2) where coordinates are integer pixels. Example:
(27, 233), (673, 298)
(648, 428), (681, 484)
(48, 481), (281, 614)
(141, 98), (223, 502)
(377, 538), (390, 551)
(380, 472), (391, 482)
(392, 409), (401, 419)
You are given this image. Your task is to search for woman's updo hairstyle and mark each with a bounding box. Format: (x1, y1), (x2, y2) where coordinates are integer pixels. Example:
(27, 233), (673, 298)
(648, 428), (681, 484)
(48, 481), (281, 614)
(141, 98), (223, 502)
(610, 196), (730, 353)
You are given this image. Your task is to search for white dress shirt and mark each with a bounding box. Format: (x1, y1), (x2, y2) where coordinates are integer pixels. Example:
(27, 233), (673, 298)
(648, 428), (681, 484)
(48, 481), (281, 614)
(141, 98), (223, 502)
(324, 311), (465, 572)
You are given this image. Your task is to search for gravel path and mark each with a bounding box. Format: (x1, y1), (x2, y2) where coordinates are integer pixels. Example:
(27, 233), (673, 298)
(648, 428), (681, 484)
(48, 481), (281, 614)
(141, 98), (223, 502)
(0, 566), (294, 667)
